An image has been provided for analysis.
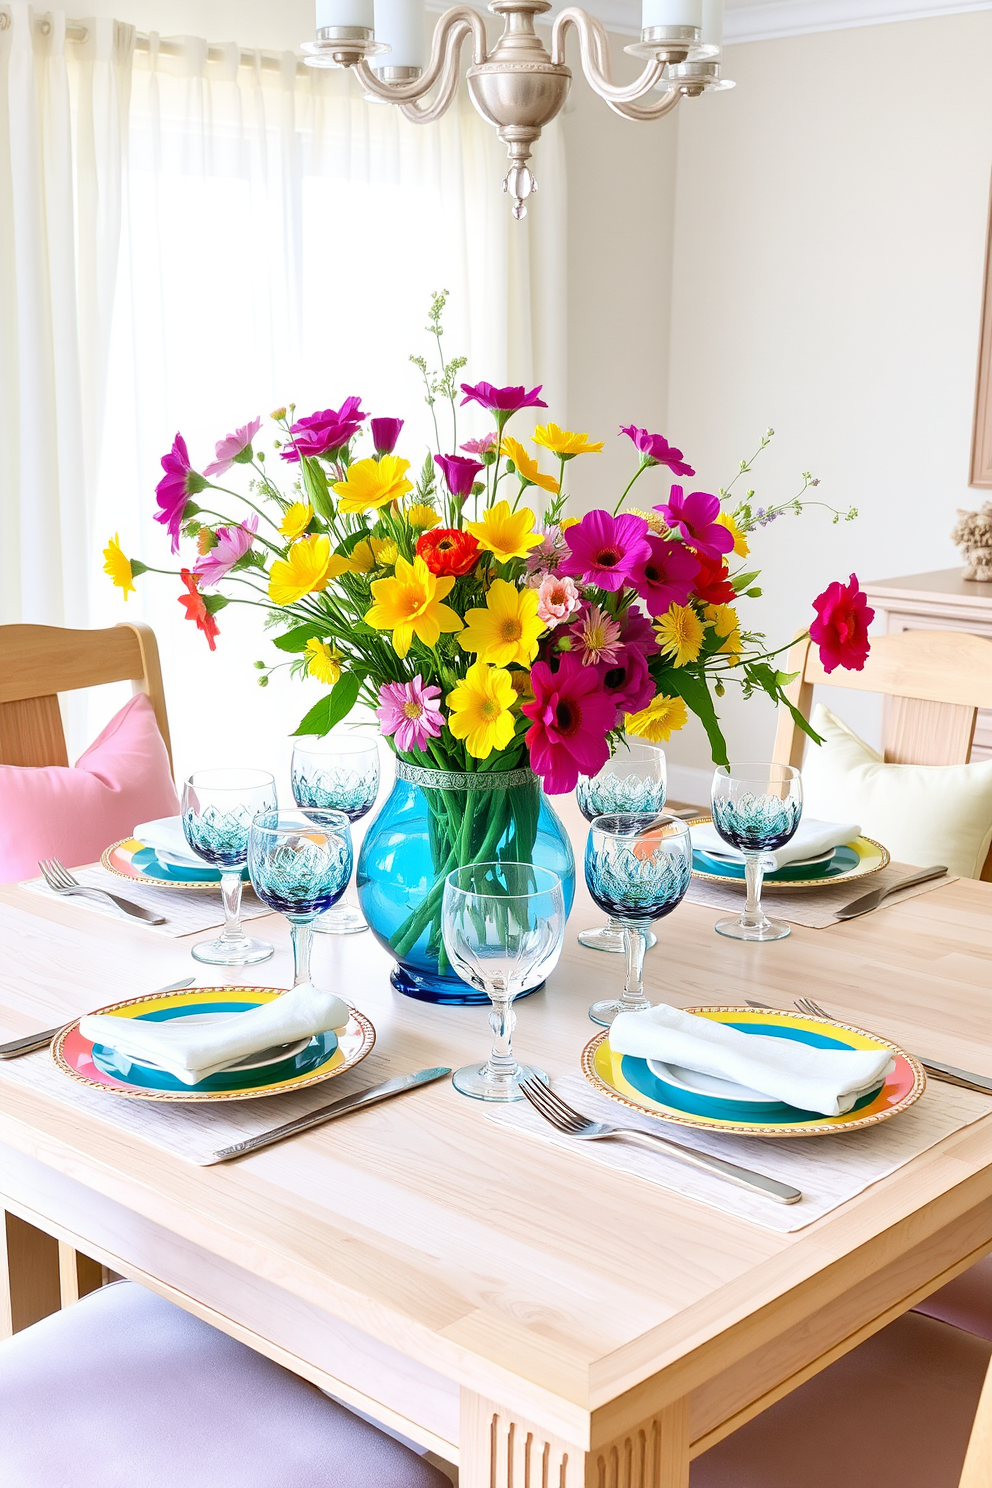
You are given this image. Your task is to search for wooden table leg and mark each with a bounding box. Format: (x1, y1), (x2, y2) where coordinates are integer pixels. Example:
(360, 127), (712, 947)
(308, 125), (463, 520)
(58, 1241), (106, 1308)
(0, 1210), (61, 1337)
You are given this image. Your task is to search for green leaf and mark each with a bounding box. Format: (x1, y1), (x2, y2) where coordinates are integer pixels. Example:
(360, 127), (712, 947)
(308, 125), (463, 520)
(733, 570), (760, 590)
(301, 456), (334, 520)
(202, 594), (229, 616)
(660, 670), (729, 768)
(273, 623), (326, 654)
(292, 669), (365, 737)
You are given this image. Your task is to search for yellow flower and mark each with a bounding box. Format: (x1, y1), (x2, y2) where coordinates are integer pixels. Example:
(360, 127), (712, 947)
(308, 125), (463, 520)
(508, 668), (534, 704)
(465, 500), (543, 563)
(103, 535), (136, 601)
(532, 422), (604, 458)
(279, 502), (314, 540)
(364, 554), (463, 658)
(628, 507), (670, 537)
(716, 512), (749, 557)
(306, 639), (343, 685)
(348, 536), (398, 573)
(459, 579), (545, 667)
(703, 604), (739, 637)
(333, 455), (413, 514)
(500, 436), (559, 495)
(268, 535), (349, 606)
(654, 603), (705, 667)
(625, 695), (689, 743)
(446, 662), (517, 759)
(404, 503), (439, 530)
(371, 536), (398, 566)
(560, 516), (580, 531)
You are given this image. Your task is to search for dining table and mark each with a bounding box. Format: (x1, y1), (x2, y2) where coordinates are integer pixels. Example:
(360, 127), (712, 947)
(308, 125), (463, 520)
(1, 795), (991, 1488)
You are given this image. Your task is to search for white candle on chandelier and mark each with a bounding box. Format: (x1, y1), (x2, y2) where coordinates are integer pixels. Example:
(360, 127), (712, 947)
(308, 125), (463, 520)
(316, 0), (374, 31)
(374, 0), (427, 69)
(641, 0), (702, 30)
(701, 0), (724, 46)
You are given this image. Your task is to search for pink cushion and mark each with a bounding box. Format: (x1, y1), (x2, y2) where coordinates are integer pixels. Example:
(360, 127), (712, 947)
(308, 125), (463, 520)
(0, 694), (179, 883)
(914, 1254), (992, 1341)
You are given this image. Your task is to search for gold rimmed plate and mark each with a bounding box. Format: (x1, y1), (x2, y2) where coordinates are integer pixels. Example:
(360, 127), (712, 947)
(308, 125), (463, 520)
(686, 816), (890, 891)
(101, 838), (250, 891)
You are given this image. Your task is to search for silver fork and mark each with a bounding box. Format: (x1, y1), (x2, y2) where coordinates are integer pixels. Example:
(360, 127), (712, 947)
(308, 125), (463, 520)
(519, 1078), (801, 1204)
(38, 859), (166, 926)
(792, 998), (992, 1095)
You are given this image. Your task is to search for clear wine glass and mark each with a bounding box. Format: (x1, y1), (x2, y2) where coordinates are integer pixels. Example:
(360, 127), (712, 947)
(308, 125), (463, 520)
(248, 808), (354, 987)
(181, 768), (277, 966)
(442, 862), (565, 1102)
(291, 733), (380, 935)
(584, 812), (692, 1026)
(576, 740), (667, 955)
(710, 763), (803, 942)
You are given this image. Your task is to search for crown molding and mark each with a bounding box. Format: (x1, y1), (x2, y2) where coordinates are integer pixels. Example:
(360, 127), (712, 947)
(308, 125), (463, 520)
(474, 0), (992, 39)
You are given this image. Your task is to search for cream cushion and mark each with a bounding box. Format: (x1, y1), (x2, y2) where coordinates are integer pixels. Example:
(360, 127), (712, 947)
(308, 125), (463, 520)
(801, 704), (992, 880)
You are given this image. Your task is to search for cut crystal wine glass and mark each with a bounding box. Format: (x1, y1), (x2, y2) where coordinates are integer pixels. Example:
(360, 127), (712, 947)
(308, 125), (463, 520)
(576, 740), (667, 956)
(181, 768), (277, 966)
(248, 809), (354, 987)
(291, 733), (380, 935)
(710, 763), (802, 941)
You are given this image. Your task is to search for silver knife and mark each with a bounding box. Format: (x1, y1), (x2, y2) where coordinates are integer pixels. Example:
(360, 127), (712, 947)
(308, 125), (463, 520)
(920, 1059), (992, 1096)
(0, 977), (196, 1060)
(204, 1066), (452, 1165)
(835, 865), (948, 920)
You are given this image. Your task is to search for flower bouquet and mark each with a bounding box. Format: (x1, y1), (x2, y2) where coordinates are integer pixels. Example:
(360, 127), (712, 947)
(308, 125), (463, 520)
(106, 296), (870, 1000)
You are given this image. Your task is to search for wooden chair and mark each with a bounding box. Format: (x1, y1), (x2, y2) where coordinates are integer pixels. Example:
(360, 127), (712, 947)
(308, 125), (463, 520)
(773, 628), (992, 881)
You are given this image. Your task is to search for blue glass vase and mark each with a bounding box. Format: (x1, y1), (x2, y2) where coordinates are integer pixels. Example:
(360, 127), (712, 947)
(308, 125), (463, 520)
(357, 760), (575, 1004)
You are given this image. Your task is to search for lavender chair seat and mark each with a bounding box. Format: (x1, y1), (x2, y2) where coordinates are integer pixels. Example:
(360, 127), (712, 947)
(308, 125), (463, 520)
(0, 1281), (450, 1488)
(913, 1253), (992, 1341)
(690, 1311), (991, 1488)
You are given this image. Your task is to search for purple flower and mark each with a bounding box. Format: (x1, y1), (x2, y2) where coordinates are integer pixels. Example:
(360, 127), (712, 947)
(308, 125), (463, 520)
(629, 535), (701, 616)
(376, 676), (444, 752)
(193, 514), (259, 587)
(525, 523), (568, 576)
(461, 433), (497, 457)
(203, 418), (262, 478)
(280, 397), (367, 463)
(657, 486), (735, 560)
(155, 433), (205, 553)
(459, 381), (547, 426)
(558, 509), (652, 593)
(371, 417), (404, 457)
(620, 425), (695, 477)
(619, 604), (660, 658)
(597, 644), (654, 722)
(570, 604), (623, 666)
(435, 453), (484, 499)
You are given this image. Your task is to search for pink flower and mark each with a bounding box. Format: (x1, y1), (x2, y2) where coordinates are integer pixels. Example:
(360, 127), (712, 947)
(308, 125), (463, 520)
(620, 425), (695, 477)
(620, 604), (660, 658)
(461, 433), (497, 457)
(570, 604), (623, 666)
(559, 510), (652, 593)
(525, 523), (569, 576)
(459, 381), (547, 427)
(376, 676), (444, 752)
(435, 453), (484, 499)
(657, 487), (734, 560)
(371, 417), (403, 456)
(522, 655), (616, 794)
(281, 398), (367, 463)
(810, 574), (874, 674)
(535, 573), (581, 628)
(597, 645), (654, 722)
(155, 433), (205, 553)
(629, 535), (701, 616)
(203, 418), (262, 478)
(193, 514), (258, 587)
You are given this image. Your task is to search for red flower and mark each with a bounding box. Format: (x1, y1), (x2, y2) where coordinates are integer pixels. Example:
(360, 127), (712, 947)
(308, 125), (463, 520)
(178, 569), (220, 650)
(416, 527), (481, 578)
(692, 554), (736, 606)
(810, 573), (873, 674)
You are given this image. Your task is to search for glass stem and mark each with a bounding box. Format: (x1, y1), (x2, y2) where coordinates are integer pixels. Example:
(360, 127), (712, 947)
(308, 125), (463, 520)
(621, 925), (651, 1012)
(742, 853), (766, 929)
(484, 979), (518, 1085)
(290, 921), (314, 986)
(220, 873), (245, 944)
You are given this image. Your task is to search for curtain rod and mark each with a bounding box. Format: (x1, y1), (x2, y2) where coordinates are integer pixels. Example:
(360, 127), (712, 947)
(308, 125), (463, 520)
(0, 11), (308, 73)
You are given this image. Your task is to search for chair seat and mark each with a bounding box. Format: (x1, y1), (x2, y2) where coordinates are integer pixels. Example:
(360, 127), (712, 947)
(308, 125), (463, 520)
(0, 1281), (450, 1488)
(913, 1254), (992, 1341)
(690, 1311), (991, 1488)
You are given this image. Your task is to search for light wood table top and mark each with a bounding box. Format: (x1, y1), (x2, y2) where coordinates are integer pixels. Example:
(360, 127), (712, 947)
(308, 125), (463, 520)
(1, 801), (991, 1485)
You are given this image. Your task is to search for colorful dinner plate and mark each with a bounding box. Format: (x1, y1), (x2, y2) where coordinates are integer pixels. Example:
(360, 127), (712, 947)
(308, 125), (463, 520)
(582, 1007), (925, 1137)
(52, 986), (375, 1102)
(687, 818), (890, 890)
(101, 838), (250, 889)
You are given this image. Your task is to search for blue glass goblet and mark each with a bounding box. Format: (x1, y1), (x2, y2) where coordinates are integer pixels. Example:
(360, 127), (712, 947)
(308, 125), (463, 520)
(585, 813), (692, 1027)
(182, 768), (277, 966)
(710, 763), (803, 942)
(248, 809), (354, 987)
(576, 740), (667, 955)
(291, 734), (379, 935)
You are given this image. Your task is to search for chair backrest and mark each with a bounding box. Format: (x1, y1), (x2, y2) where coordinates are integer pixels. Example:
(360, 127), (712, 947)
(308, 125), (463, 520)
(0, 623), (172, 772)
(959, 1348), (992, 1487)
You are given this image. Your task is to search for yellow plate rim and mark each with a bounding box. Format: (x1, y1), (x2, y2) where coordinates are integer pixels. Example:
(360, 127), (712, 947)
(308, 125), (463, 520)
(100, 838), (235, 892)
(685, 817), (891, 890)
(581, 1005), (926, 1137)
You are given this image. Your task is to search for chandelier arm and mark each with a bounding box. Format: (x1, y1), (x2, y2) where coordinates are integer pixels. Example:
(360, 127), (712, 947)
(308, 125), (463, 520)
(604, 84), (687, 121)
(551, 8), (664, 103)
(353, 6), (486, 105)
(398, 60), (465, 123)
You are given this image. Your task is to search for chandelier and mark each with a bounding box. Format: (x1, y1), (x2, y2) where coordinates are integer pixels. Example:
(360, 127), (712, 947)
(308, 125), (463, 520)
(302, 0), (732, 217)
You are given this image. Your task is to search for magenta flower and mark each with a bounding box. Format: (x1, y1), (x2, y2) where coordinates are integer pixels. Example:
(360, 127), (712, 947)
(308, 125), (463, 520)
(203, 418), (262, 478)
(459, 381), (547, 427)
(629, 535), (701, 616)
(155, 433), (206, 553)
(620, 425), (695, 478)
(559, 509), (652, 592)
(525, 523), (568, 576)
(435, 453), (484, 499)
(657, 486), (735, 560)
(194, 515), (259, 588)
(570, 604), (623, 666)
(535, 573), (581, 628)
(522, 655), (616, 794)
(371, 417), (403, 456)
(597, 644), (654, 722)
(619, 604), (660, 657)
(376, 676), (444, 752)
(810, 574), (874, 674)
(280, 397), (367, 463)
(461, 433), (497, 457)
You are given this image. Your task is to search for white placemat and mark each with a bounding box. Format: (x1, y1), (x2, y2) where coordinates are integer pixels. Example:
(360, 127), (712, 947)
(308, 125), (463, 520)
(487, 1073), (992, 1232)
(21, 866), (271, 938)
(684, 861), (956, 930)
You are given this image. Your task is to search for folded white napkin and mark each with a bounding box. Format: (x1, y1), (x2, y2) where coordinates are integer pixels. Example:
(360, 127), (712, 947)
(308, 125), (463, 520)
(133, 817), (203, 869)
(80, 983), (350, 1085)
(690, 816), (861, 871)
(609, 1003), (893, 1116)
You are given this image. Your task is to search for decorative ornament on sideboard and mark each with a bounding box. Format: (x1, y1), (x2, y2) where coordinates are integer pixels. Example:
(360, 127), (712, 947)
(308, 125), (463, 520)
(951, 501), (992, 581)
(302, 0), (733, 218)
